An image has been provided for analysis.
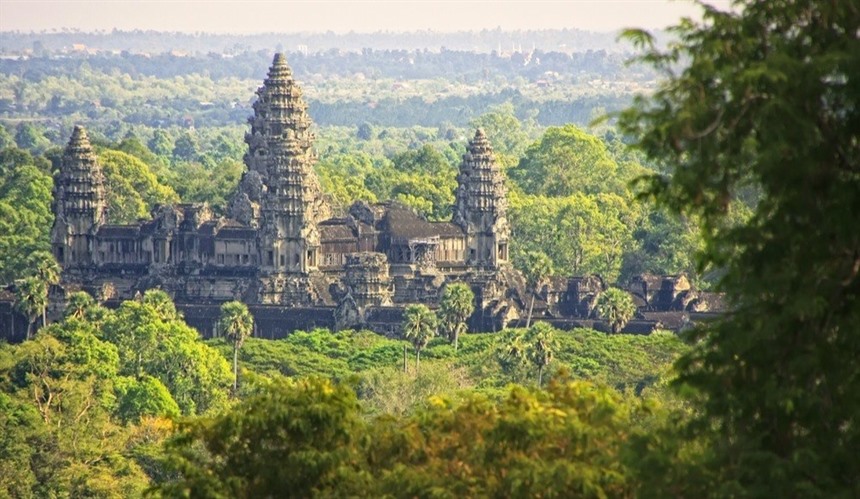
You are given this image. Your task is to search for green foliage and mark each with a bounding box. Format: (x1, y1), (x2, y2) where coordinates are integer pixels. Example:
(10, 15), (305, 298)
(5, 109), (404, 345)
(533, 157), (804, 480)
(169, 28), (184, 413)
(525, 322), (556, 386)
(401, 304), (438, 373)
(103, 290), (231, 415)
(148, 129), (174, 156)
(0, 148), (53, 284)
(14, 276), (48, 339)
(158, 375), (666, 498)
(168, 158), (243, 212)
(14, 122), (51, 153)
(158, 377), (368, 498)
(0, 391), (42, 496)
(510, 124), (627, 197)
(497, 322), (557, 387)
(357, 362), (474, 417)
(115, 375), (181, 423)
(0, 320), (151, 497)
(619, 1), (860, 494)
(99, 149), (179, 223)
(356, 121), (375, 140)
(469, 102), (535, 168)
(317, 152), (379, 210)
(171, 131), (200, 161)
(218, 300), (254, 394)
(516, 250), (553, 327)
(596, 288), (638, 334)
(438, 282), (474, 351)
(64, 290), (96, 320)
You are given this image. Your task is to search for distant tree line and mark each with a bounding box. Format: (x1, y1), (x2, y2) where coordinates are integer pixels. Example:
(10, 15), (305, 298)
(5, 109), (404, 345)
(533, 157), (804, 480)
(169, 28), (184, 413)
(0, 28), (627, 55)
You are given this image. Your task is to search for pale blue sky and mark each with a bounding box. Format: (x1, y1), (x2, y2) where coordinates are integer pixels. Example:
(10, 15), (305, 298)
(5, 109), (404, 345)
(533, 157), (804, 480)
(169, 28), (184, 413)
(0, 0), (734, 33)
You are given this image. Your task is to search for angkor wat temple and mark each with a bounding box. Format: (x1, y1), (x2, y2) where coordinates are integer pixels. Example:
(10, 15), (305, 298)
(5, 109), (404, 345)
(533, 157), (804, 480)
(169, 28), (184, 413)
(31, 53), (721, 339)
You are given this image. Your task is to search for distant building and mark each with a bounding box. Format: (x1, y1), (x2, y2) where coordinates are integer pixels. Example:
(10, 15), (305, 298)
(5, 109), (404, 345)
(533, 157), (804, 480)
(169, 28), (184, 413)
(49, 54), (522, 336)
(38, 53), (723, 340)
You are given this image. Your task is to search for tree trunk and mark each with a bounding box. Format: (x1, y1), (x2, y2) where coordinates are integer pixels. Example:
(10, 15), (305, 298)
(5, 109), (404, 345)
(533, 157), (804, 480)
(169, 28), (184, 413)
(403, 345), (408, 373)
(233, 345), (239, 395)
(527, 295), (535, 328)
(453, 326), (459, 352)
(26, 320), (32, 341)
(42, 308), (47, 330)
(538, 365), (543, 387)
(415, 348), (420, 374)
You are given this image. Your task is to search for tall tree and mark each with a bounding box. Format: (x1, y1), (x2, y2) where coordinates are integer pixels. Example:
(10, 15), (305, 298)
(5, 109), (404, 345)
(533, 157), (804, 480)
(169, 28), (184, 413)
(438, 283), (474, 351)
(99, 149), (179, 223)
(63, 291), (96, 320)
(518, 250), (553, 327)
(596, 288), (637, 334)
(619, 1), (860, 495)
(401, 304), (437, 374)
(14, 277), (47, 340)
(525, 322), (556, 387)
(509, 124), (627, 197)
(28, 251), (60, 327)
(218, 301), (254, 395)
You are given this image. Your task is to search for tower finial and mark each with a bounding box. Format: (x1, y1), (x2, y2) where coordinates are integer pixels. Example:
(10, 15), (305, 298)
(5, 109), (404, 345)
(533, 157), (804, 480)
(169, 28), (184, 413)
(268, 52), (291, 79)
(66, 125), (93, 154)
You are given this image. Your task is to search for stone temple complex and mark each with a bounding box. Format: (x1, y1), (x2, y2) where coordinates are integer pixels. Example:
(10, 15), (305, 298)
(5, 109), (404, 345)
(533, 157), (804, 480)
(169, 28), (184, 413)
(28, 53), (722, 339)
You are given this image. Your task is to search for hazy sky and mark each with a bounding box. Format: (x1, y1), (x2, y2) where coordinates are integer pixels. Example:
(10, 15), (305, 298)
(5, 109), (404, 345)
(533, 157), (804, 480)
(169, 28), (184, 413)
(0, 1), (733, 34)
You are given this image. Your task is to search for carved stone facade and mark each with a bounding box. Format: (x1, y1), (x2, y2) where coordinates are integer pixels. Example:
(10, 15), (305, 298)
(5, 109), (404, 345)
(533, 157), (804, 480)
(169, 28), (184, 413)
(50, 54), (522, 334)
(43, 53), (724, 338)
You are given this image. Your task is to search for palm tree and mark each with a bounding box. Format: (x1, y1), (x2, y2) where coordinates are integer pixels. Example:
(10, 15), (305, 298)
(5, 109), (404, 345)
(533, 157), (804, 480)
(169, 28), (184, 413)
(218, 301), (254, 395)
(596, 288), (637, 334)
(15, 277), (47, 340)
(64, 291), (95, 320)
(496, 329), (529, 378)
(401, 304), (437, 374)
(526, 322), (556, 387)
(519, 251), (553, 328)
(439, 283), (475, 351)
(29, 251), (60, 327)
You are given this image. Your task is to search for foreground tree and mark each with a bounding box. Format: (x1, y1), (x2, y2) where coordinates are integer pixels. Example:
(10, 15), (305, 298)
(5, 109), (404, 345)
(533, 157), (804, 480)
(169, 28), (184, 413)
(596, 288), (638, 334)
(438, 283), (474, 351)
(619, 1), (860, 495)
(401, 304), (437, 374)
(218, 301), (254, 395)
(158, 378), (367, 497)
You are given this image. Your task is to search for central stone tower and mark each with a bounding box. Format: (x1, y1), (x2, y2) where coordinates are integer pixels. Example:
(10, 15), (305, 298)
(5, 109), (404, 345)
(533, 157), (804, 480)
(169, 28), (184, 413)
(454, 129), (510, 269)
(233, 53), (330, 304)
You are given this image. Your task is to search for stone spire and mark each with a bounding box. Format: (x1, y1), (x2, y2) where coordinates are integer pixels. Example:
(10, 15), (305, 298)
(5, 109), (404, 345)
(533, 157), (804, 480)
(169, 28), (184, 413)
(244, 52), (316, 173)
(454, 128), (510, 268)
(235, 53), (330, 298)
(50, 125), (107, 267)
